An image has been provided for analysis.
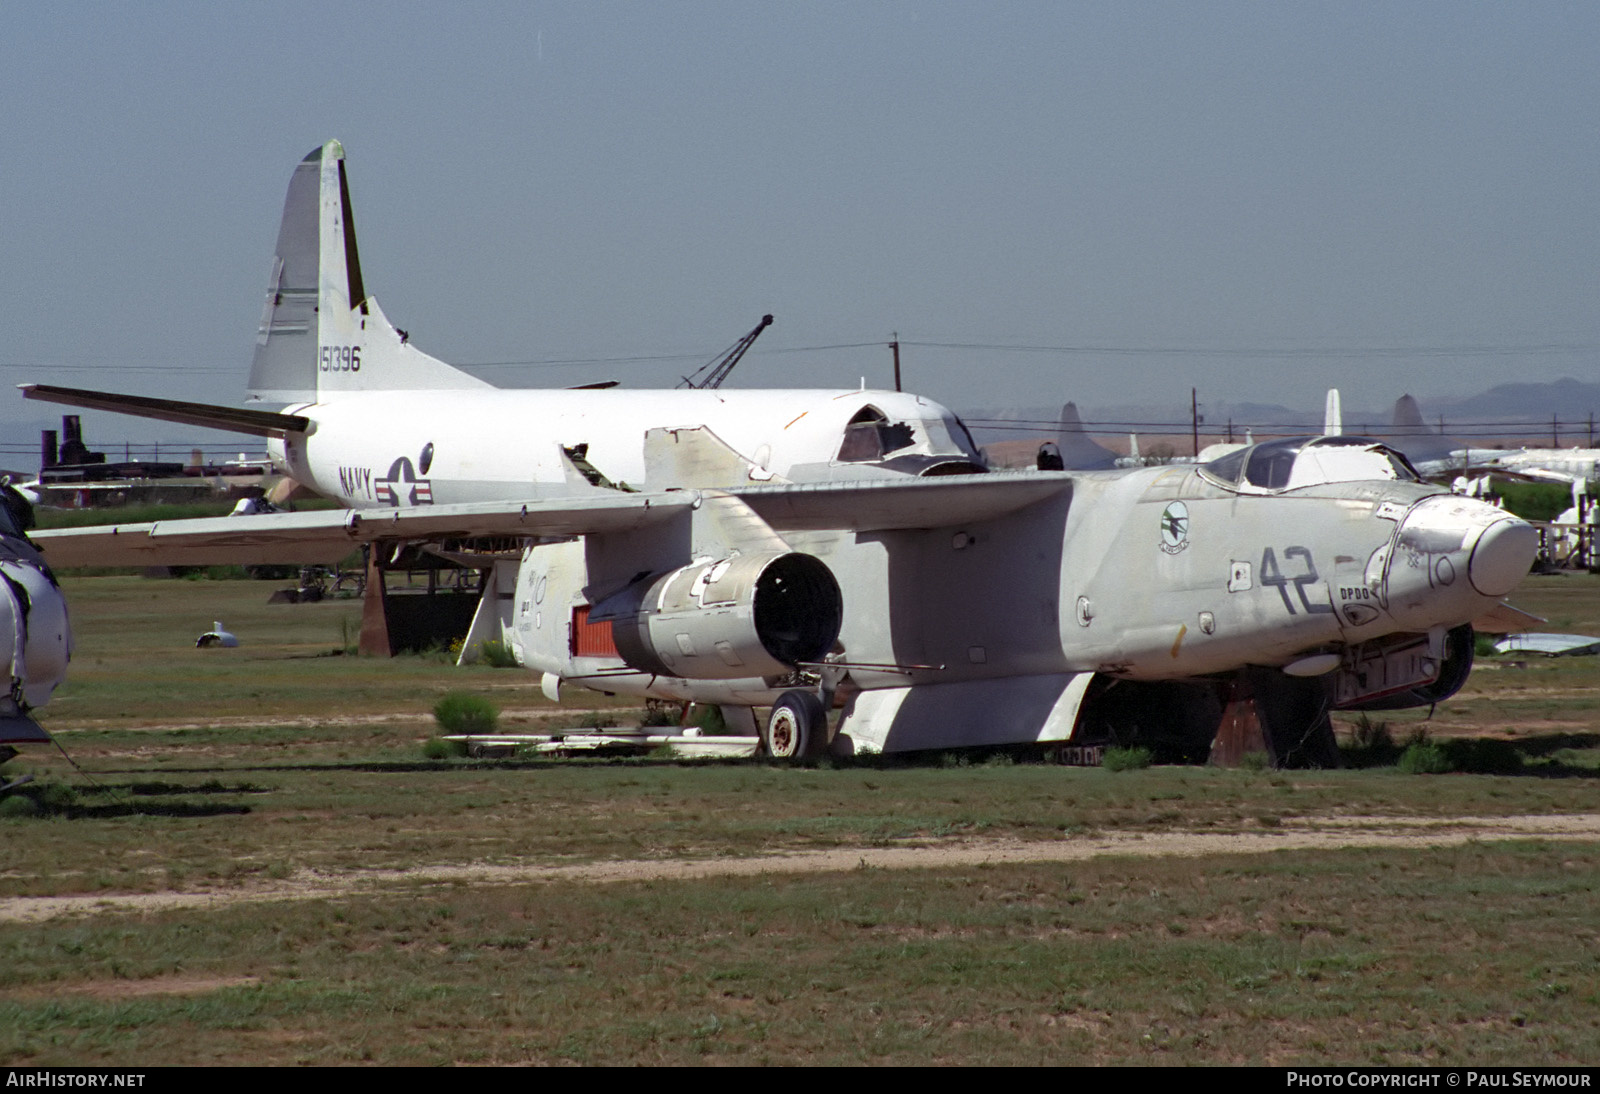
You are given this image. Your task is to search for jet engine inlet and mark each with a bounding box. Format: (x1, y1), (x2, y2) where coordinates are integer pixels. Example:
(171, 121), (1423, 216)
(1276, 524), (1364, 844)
(602, 551), (842, 679)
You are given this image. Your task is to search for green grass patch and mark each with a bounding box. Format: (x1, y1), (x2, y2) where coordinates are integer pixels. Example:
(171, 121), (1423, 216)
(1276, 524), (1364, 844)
(1102, 745), (1153, 771)
(421, 737), (469, 760)
(433, 692), (499, 735)
(1398, 740), (1454, 774)
(477, 639), (519, 668)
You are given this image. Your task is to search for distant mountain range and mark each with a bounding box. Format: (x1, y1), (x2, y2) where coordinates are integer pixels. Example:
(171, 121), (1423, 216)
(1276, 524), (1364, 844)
(1427, 377), (1600, 423)
(964, 377), (1600, 446)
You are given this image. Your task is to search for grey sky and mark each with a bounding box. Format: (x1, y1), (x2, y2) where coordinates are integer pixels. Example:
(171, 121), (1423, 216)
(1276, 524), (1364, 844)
(3, 2), (1596, 449)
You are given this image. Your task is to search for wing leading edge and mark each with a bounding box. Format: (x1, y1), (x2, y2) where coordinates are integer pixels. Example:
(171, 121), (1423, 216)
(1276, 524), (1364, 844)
(31, 474), (1072, 569)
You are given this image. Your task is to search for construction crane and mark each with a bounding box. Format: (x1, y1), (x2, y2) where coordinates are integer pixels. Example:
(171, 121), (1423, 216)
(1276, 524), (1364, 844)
(678, 314), (774, 390)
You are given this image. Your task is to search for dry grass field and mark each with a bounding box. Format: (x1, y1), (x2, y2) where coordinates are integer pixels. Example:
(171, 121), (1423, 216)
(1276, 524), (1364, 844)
(0, 571), (1596, 1065)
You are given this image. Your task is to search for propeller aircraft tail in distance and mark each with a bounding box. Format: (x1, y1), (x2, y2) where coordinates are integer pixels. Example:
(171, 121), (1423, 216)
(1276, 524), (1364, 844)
(21, 143), (1541, 765)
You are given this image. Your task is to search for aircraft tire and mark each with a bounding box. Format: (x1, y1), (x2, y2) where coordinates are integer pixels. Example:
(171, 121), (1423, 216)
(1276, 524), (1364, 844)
(764, 690), (827, 760)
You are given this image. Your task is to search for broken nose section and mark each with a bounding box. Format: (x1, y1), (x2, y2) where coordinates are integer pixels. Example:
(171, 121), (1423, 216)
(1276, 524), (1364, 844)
(1467, 515), (1540, 597)
(1387, 496), (1539, 627)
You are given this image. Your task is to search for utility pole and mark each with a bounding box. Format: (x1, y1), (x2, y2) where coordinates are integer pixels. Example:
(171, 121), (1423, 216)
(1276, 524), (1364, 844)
(1191, 388), (1202, 457)
(890, 333), (901, 392)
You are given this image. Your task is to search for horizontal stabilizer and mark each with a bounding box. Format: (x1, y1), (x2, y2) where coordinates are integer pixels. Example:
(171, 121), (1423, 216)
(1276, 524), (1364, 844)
(20, 384), (310, 438)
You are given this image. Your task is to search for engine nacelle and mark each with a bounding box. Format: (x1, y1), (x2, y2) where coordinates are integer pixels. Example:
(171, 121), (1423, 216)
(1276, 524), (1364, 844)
(597, 551), (842, 679)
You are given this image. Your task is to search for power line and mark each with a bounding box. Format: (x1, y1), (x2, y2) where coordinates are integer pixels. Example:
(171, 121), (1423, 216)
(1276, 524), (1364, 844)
(966, 415), (1600, 432)
(2, 337), (1592, 375)
(902, 340), (1600, 359)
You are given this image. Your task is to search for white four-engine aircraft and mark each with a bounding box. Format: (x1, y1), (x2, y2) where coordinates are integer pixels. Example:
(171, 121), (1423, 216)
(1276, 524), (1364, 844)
(22, 141), (1540, 764)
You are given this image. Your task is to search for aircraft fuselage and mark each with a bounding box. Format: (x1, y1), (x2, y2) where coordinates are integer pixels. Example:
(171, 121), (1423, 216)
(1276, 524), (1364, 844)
(510, 454), (1533, 750)
(274, 388), (984, 505)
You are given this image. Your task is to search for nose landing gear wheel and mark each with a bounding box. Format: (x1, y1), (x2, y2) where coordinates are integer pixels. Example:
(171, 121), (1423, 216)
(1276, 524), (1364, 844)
(764, 690), (827, 760)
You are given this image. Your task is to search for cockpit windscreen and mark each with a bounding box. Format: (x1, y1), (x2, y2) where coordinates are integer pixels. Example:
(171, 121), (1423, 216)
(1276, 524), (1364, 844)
(1200, 436), (1421, 493)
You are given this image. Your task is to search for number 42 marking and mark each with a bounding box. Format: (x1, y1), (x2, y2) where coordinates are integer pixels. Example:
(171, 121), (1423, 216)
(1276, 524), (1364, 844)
(1260, 546), (1334, 616)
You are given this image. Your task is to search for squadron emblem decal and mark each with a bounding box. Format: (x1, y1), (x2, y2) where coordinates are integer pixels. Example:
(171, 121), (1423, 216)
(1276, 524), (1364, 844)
(1160, 501), (1190, 555)
(374, 454), (434, 507)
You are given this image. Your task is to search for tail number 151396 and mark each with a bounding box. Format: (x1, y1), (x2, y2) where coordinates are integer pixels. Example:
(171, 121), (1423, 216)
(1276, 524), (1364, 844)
(319, 345), (361, 372)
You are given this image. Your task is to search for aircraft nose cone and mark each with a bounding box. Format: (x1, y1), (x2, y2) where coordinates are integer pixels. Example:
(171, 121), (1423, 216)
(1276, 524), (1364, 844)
(1468, 517), (1539, 597)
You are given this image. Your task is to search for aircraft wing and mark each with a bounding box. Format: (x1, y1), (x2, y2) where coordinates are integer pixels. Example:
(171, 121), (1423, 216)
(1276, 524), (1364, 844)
(731, 472), (1071, 531)
(29, 495), (695, 568)
(30, 474), (1071, 569)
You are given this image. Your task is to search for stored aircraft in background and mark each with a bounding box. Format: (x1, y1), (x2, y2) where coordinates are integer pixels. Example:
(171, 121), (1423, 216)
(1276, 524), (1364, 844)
(1469, 446), (1600, 487)
(1370, 394), (1600, 488)
(22, 142), (1540, 765)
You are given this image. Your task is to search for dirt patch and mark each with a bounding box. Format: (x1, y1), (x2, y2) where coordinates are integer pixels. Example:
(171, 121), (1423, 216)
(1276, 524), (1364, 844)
(3, 812), (1596, 925)
(11, 975), (260, 999)
(48, 707), (629, 734)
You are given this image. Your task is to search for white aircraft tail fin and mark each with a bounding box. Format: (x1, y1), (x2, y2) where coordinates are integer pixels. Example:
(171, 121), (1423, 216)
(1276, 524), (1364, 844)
(1323, 389), (1343, 436)
(249, 141), (492, 403)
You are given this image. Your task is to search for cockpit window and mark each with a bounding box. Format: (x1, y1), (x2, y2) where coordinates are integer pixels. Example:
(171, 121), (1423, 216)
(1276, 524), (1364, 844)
(948, 415), (981, 458)
(1244, 439), (1302, 489)
(1201, 446), (1248, 485)
(1201, 436), (1421, 493)
(838, 406), (917, 462)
